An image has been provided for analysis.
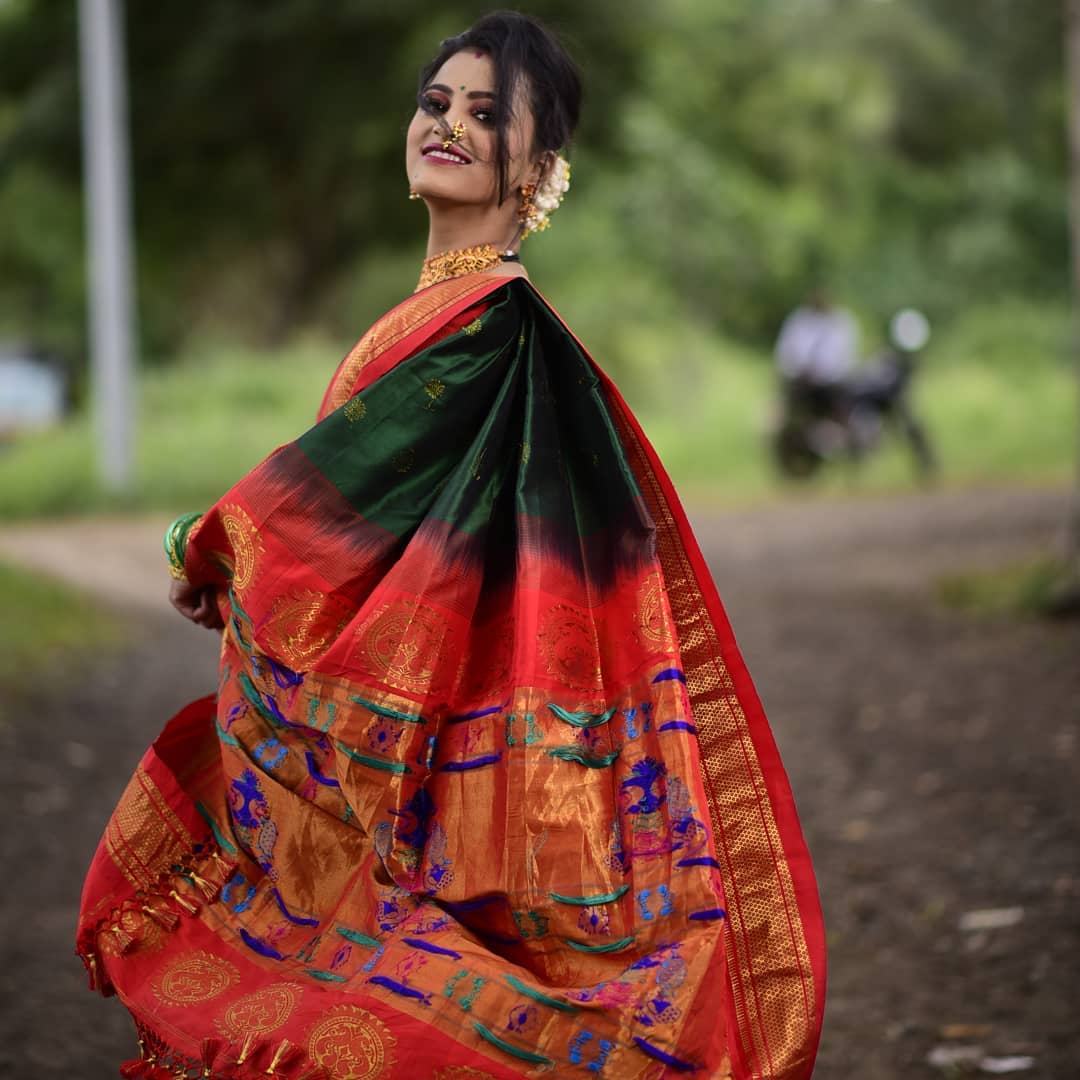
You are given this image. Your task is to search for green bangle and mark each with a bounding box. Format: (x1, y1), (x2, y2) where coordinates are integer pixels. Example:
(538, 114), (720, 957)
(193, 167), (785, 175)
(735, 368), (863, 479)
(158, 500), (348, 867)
(163, 511), (203, 578)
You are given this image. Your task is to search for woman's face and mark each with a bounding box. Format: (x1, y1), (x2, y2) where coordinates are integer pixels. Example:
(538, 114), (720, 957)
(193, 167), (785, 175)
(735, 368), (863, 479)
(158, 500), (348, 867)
(406, 50), (539, 208)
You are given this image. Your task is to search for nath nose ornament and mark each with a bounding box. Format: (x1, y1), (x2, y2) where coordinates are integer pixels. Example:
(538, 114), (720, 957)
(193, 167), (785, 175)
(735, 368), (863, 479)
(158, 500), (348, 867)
(442, 120), (467, 150)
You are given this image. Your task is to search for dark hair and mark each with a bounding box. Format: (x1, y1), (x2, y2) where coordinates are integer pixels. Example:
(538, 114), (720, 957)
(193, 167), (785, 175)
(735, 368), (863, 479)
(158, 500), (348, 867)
(417, 11), (583, 203)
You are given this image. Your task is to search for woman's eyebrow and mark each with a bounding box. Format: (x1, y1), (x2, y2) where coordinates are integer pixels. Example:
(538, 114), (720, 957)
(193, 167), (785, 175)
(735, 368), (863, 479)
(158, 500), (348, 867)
(426, 82), (496, 99)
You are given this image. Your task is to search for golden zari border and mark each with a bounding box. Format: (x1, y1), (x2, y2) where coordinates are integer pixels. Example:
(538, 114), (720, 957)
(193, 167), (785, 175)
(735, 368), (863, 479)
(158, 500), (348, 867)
(324, 274), (498, 414)
(611, 408), (816, 1079)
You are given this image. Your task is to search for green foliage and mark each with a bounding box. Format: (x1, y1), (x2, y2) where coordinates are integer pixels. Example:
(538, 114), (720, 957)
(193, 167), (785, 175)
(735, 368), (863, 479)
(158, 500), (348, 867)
(937, 557), (1075, 618)
(0, 561), (124, 713)
(0, 0), (1069, 360)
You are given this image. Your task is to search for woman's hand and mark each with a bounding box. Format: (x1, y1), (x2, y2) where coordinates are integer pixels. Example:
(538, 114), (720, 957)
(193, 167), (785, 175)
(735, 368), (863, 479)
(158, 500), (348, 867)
(169, 578), (225, 630)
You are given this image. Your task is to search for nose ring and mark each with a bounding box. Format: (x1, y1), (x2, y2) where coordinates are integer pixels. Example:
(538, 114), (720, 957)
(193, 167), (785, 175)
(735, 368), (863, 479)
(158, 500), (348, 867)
(441, 120), (467, 150)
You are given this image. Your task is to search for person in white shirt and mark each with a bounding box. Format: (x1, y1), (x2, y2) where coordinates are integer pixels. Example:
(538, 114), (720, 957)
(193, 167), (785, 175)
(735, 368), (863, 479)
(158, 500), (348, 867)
(774, 288), (859, 390)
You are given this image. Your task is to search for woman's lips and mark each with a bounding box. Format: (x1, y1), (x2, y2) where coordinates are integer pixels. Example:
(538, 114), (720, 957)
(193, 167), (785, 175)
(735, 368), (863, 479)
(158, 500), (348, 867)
(422, 142), (471, 165)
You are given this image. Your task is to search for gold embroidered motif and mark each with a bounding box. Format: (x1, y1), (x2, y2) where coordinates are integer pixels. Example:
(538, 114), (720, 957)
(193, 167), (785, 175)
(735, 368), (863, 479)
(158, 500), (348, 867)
(538, 603), (603, 692)
(105, 766), (194, 890)
(392, 448), (415, 474)
(636, 571), (675, 648)
(462, 316), (484, 336)
(358, 600), (453, 694)
(152, 951), (239, 1006)
(220, 504), (261, 594)
(424, 378), (446, 408)
(307, 1005), (396, 1079)
(415, 244), (502, 292)
(432, 1068), (499, 1079)
(520, 441), (531, 465)
(263, 591), (353, 671)
(344, 397), (367, 423)
(215, 982), (303, 1038)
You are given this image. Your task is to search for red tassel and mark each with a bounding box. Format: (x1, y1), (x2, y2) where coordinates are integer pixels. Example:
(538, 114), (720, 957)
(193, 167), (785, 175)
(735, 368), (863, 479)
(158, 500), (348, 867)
(119, 1061), (147, 1078)
(110, 923), (137, 954)
(201, 1036), (225, 1075)
(142, 903), (180, 931)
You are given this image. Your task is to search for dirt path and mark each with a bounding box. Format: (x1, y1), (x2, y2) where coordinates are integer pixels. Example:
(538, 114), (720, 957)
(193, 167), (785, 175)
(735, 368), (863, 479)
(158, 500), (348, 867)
(1, 485), (1077, 1079)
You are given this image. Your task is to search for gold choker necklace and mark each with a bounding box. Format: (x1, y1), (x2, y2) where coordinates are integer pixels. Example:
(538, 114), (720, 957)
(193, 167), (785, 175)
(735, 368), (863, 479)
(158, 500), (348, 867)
(416, 244), (512, 292)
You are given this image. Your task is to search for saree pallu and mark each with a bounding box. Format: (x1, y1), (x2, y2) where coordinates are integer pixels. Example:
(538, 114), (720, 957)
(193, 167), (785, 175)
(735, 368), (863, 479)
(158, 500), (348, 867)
(78, 275), (825, 1080)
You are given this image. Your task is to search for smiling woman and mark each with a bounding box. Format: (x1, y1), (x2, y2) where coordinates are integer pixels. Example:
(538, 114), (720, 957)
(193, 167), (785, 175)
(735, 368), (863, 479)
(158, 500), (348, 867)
(77, 11), (824, 1080)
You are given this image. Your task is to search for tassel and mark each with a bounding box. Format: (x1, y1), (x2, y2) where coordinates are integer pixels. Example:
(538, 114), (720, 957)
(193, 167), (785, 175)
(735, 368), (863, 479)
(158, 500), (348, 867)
(201, 1036), (225, 1076)
(143, 904), (180, 931)
(110, 923), (137, 954)
(188, 871), (221, 901)
(168, 889), (199, 915)
(264, 1039), (299, 1075)
(85, 951), (99, 991)
(236, 1032), (259, 1065)
(208, 851), (234, 881)
(119, 1061), (149, 1078)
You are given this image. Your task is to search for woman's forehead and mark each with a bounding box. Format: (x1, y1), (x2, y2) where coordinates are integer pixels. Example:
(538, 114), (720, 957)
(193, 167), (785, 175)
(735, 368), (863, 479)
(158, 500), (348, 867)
(431, 50), (496, 91)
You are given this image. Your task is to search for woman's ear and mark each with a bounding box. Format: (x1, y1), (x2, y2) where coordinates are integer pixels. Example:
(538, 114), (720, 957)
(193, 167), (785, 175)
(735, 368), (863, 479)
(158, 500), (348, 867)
(529, 150), (556, 188)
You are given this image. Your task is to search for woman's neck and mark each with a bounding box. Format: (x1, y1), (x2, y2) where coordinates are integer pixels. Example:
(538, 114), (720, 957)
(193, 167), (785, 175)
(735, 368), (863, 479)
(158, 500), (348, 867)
(424, 201), (520, 258)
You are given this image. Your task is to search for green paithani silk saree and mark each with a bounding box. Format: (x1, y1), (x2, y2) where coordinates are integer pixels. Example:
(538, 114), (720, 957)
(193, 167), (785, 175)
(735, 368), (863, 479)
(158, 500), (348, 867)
(78, 272), (825, 1080)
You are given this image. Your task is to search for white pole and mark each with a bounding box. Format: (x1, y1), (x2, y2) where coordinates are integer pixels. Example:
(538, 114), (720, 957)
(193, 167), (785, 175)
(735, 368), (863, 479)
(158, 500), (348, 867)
(77, 0), (136, 493)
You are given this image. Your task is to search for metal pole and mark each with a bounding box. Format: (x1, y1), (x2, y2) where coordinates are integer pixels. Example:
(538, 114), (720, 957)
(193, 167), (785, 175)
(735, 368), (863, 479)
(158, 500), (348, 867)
(78, 0), (136, 493)
(1066, 0), (1080, 577)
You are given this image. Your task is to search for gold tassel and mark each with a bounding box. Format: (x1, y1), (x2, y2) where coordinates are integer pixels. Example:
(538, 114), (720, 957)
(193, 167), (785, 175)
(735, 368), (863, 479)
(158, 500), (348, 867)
(236, 1032), (257, 1065)
(264, 1038), (295, 1074)
(168, 889), (199, 915)
(142, 904), (180, 930)
(86, 952), (100, 991)
(187, 871), (220, 901)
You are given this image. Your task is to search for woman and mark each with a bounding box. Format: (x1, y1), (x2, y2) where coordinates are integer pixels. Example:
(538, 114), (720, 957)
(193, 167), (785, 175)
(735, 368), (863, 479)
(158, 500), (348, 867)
(78, 13), (824, 1079)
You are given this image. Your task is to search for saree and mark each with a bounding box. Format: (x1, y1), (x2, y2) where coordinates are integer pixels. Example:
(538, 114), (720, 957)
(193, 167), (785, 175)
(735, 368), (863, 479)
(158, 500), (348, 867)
(78, 273), (825, 1080)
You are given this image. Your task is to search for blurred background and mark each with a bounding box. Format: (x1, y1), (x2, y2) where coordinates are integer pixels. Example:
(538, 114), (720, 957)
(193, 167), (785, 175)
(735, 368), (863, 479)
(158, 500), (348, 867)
(0, 1), (1078, 1078)
(0, 0), (1074, 507)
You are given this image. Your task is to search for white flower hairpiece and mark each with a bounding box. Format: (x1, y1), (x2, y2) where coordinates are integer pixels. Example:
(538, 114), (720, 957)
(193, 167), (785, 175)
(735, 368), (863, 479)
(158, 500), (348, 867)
(521, 154), (571, 237)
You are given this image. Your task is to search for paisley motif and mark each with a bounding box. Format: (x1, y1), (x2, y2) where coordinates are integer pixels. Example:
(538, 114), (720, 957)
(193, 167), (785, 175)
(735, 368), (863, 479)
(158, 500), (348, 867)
(636, 571), (674, 648)
(220, 503), (261, 593)
(307, 1005), (396, 1080)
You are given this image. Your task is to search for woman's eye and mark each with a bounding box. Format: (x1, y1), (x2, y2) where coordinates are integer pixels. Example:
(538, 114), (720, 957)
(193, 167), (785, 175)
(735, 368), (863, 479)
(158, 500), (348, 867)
(471, 107), (495, 125)
(421, 93), (448, 114)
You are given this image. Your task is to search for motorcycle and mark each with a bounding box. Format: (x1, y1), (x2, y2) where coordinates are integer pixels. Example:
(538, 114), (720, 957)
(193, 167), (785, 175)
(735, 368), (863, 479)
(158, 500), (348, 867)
(771, 308), (938, 481)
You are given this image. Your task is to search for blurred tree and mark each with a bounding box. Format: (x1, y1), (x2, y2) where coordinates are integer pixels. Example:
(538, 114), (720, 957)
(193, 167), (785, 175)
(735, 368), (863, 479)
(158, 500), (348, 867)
(0, 0), (1069, 360)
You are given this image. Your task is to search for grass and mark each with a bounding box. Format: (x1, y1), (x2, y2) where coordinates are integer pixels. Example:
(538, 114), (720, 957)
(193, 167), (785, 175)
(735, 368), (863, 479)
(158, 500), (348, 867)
(0, 300), (1074, 520)
(0, 561), (125, 717)
(937, 557), (1076, 618)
